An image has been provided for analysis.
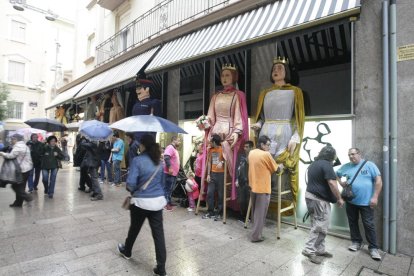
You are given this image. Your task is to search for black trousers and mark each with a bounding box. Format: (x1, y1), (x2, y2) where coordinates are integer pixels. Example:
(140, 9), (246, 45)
(124, 204), (166, 274)
(11, 172), (31, 206)
(79, 167), (92, 189)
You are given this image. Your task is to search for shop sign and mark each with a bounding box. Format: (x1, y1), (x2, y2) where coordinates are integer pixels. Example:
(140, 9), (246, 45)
(397, 44), (414, 62)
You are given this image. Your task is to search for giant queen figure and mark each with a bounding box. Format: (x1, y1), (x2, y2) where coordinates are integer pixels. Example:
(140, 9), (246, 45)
(251, 57), (305, 204)
(201, 64), (248, 200)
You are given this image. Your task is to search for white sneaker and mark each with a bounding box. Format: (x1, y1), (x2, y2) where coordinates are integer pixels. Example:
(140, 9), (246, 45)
(369, 249), (381, 260)
(187, 208), (194, 212)
(110, 183), (116, 187)
(348, 242), (363, 251)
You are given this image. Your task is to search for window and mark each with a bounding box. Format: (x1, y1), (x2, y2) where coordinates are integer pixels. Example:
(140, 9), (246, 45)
(87, 33), (96, 58)
(8, 61), (25, 84)
(11, 20), (26, 42)
(7, 101), (23, 119)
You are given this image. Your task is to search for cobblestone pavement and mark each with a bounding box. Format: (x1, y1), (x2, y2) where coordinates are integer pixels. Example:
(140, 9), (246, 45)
(0, 166), (413, 276)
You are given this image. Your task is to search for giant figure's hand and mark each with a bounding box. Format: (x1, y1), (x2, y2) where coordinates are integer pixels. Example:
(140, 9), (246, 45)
(287, 140), (297, 155)
(230, 133), (239, 148)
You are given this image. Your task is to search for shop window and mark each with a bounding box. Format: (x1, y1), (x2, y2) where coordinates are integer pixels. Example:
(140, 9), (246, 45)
(274, 22), (352, 116)
(7, 101), (23, 119)
(179, 63), (204, 120)
(7, 60), (25, 84)
(11, 19), (26, 43)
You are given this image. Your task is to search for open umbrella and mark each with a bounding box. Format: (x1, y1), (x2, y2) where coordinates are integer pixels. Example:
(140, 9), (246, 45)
(25, 118), (67, 132)
(79, 120), (112, 140)
(110, 115), (187, 134)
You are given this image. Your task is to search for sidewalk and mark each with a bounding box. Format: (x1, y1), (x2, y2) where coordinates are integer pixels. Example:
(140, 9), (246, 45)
(0, 167), (412, 275)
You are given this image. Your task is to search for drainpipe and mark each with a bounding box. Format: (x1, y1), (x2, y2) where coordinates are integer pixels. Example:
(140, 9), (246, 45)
(382, 0), (390, 253)
(389, 0), (398, 255)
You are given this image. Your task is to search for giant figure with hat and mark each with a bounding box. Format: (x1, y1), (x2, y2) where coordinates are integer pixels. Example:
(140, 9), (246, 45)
(201, 64), (248, 200)
(251, 56), (305, 204)
(132, 75), (161, 141)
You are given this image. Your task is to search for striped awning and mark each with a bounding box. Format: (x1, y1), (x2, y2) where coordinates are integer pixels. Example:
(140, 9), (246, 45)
(146, 0), (360, 73)
(74, 47), (159, 100)
(45, 80), (89, 110)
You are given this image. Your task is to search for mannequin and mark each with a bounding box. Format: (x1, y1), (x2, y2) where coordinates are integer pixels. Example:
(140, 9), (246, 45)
(109, 92), (125, 124)
(55, 105), (68, 124)
(251, 57), (305, 203)
(99, 93), (112, 123)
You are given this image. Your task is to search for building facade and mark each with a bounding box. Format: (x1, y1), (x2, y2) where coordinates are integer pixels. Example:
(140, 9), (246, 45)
(50, 0), (414, 256)
(0, 0), (76, 122)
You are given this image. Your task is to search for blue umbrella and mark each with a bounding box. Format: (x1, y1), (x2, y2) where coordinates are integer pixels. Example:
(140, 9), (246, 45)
(109, 115), (187, 134)
(80, 120), (112, 140)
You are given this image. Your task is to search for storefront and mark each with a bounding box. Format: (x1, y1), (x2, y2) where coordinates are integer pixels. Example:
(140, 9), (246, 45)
(143, 0), (360, 235)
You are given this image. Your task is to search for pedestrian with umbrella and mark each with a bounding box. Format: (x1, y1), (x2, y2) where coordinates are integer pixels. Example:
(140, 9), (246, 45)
(80, 139), (103, 201)
(41, 136), (64, 198)
(110, 115), (187, 134)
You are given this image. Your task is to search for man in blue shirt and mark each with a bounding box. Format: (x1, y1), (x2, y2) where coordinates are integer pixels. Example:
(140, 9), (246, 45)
(111, 132), (125, 187)
(336, 148), (383, 261)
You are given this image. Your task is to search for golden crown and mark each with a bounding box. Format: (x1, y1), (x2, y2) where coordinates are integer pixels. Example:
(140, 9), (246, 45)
(221, 63), (237, 71)
(273, 56), (289, 65)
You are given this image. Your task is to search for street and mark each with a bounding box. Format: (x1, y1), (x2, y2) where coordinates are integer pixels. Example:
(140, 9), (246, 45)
(0, 166), (412, 276)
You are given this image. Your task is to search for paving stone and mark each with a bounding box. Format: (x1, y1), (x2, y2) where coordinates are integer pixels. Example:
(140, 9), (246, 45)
(0, 167), (412, 276)
(379, 253), (412, 276)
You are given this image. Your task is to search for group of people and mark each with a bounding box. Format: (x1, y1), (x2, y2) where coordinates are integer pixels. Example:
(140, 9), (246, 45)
(0, 133), (64, 206)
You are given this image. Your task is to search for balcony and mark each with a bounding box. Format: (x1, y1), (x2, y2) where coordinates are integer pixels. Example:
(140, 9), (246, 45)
(95, 0), (232, 66)
(97, 0), (127, 11)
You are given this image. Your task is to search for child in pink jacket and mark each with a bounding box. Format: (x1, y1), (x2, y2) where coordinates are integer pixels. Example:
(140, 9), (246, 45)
(185, 172), (199, 211)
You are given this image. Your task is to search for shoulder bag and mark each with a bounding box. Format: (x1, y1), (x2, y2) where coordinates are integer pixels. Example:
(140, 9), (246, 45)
(341, 160), (368, 201)
(122, 165), (161, 210)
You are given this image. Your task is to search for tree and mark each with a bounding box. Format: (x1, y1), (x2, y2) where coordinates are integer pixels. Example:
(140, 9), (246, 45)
(0, 82), (10, 121)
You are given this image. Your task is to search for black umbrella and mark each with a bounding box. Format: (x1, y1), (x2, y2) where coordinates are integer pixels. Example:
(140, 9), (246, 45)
(24, 118), (67, 132)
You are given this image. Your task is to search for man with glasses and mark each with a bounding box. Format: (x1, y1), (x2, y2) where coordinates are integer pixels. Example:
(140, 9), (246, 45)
(248, 135), (278, 242)
(336, 148), (383, 261)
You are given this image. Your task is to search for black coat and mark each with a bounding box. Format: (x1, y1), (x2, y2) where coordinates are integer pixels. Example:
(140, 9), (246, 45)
(80, 141), (100, 168)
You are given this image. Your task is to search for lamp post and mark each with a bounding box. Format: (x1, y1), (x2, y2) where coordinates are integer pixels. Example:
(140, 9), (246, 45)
(9, 0), (58, 21)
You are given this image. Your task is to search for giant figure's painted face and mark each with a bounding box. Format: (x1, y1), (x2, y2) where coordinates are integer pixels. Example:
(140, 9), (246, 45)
(271, 63), (286, 84)
(136, 86), (150, 101)
(220, 69), (235, 87)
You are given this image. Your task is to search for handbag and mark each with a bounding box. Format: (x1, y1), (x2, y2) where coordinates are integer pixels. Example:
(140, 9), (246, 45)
(0, 158), (23, 185)
(341, 160), (368, 201)
(121, 165), (161, 210)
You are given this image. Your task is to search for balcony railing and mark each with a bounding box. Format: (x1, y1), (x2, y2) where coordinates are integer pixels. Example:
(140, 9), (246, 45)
(95, 0), (232, 66)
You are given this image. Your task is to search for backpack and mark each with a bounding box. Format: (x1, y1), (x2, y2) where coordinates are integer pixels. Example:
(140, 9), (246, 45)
(237, 156), (249, 187)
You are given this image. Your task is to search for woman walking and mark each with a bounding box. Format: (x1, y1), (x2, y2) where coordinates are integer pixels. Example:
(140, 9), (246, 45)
(117, 134), (167, 276)
(41, 136), (64, 198)
(0, 134), (33, 207)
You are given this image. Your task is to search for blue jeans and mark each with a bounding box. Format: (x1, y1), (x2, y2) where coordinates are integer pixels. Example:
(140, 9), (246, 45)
(100, 160), (113, 182)
(28, 166), (41, 191)
(113, 160), (121, 184)
(42, 168), (58, 196)
(346, 202), (378, 249)
(164, 174), (177, 204)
